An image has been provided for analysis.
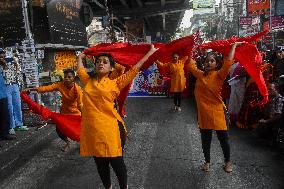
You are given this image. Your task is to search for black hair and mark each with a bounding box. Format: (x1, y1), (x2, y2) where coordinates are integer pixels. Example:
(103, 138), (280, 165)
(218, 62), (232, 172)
(63, 69), (75, 76)
(270, 82), (279, 92)
(95, 53), (116, 68)
(203, 52), (223, 76)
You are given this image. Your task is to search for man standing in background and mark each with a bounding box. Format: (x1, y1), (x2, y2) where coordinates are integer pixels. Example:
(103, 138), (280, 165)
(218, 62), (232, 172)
(0, 48), (28, 135)
(0, 48), (16, 140)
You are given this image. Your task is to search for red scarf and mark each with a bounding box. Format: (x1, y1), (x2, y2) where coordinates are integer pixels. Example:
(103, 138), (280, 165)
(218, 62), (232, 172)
(21, 93), (81, 142)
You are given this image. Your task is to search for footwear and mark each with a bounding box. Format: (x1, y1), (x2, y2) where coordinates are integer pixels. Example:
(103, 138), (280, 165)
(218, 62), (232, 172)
(0, 134), (17, 140)
(61, 140), (70, 152)
(122, 115), (127, 118)
(223, 162), (232, 173)
(174, 106), (178, 110)
(37, 123), (48, 131)
(14, 126), (29, 131)
(178, 107), (181, 111)
(9, 128), (16, 135)
(201, 163), (210, 172)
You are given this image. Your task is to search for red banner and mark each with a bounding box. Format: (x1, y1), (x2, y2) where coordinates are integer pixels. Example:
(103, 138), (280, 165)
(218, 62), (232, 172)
(247, 0), (270, 16)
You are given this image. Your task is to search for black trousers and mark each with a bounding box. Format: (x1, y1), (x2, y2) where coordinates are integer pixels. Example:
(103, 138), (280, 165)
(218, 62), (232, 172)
(200, 129), (230, 163)
(94, 121), (127, 189)
(173, 92), (182, 107)
(0, 98), (10, 137)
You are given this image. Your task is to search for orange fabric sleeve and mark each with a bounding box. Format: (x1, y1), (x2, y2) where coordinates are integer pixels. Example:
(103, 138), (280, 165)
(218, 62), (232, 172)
(116, 67), (139, 91)
(218, 59), (234, 81)
(110, 63), (126, 79)
(37, 83), (59, 93)
(157, 61), (170, 68)
(77, 68), (90, 86)
(77, 85), (83, 110)
(188, 59), (203, 79)
(180, 56), (189, 64)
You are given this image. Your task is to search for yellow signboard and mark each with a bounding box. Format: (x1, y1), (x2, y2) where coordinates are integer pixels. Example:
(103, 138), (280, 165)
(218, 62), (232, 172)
(54, 51), (77, 71)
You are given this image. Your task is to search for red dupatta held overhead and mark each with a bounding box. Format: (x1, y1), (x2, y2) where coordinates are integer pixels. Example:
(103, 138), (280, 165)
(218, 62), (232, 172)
(199, 30), (269, 105)
(84, 35), (196, 71)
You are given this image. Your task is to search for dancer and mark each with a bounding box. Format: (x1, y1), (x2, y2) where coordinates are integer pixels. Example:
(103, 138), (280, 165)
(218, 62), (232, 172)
(77, 45), (157, 189)
(188, 42), (243, 173)
(27, 69), (83, 152)
(156, 53), (188, 111)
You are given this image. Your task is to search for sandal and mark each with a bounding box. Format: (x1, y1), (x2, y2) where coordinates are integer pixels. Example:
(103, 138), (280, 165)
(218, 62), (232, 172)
(201, 163), (210, 172)
(61, 141), (70, 152)
(223, 162), (232, 173)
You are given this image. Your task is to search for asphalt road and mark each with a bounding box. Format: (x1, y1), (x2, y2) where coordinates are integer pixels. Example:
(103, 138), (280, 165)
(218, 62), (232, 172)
(0, 98), (283, 189)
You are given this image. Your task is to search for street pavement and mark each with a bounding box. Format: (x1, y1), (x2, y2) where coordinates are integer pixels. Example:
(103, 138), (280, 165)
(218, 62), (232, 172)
(0, 98), (284, 189)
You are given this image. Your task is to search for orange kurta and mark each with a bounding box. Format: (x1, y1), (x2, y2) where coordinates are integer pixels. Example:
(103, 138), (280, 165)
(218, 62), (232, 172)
(159, 56), (187, 92)
(109, 63), (125, 79)
(37, 82), (83, 115)
(78, 67), (139, 157)
(188, 59), (234, 130)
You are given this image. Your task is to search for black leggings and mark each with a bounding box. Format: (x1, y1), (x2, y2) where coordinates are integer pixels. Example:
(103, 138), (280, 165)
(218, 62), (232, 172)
(56, 127), (68, 142)
(173, 92), (182, 107)
(94, 121), (127, 189)
(94, 157), (127, 189)
(200, 129), (230, 163)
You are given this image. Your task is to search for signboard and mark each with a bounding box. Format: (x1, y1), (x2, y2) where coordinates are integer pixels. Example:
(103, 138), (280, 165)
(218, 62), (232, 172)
(129, 64), (166, 96)
(247, 0), (270, 16)
(193, 0), (215, 15)
(54, 51), (78, 70)
(239, 16), (260, 37)
(239, 17), (252, 25)
(0, 0), (25, 47)
(46, 0), (87, 46)
(271, 15), (284, 30)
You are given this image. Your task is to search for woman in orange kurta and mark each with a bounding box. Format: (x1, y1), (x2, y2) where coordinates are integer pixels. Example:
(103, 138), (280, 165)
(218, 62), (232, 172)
(188, 42), (243, 173)
(77, 45), (157, 189)
(28, 69), (83, 152)
(156, 54), (188, 111)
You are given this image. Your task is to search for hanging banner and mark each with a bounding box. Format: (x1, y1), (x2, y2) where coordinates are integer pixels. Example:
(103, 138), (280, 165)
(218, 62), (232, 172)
(46, 0), (87, 46)
(247, 0), (270, 16)
(0, 0), (25, 47)
(129, 64), (166, 96)
(239, 17), (260, 37)
(54, 51), (78, 71)
(193, 0), (215, 15)
(271, 15), (284, 30)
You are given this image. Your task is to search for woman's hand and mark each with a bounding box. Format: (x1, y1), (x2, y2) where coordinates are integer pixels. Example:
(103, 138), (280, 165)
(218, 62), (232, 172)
(233, 41), (245, 47)
(150, 44), (158, 53)
(79, 53), (86, 60)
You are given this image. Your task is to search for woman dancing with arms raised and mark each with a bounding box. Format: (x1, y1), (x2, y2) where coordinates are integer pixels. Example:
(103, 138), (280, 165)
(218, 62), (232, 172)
(77, 45), (158, 189)
(188, 42), (244, 173)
